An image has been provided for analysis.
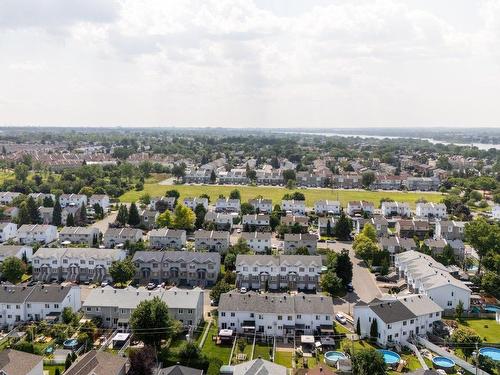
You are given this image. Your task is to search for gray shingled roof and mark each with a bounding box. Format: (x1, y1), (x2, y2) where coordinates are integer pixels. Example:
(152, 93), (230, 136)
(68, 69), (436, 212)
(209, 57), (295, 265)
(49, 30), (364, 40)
(219, 292), (333, 315)
(65, 350), (127, 375)
(236, 254), (322, 267)
(368, 300), (415, 324)
(132, 250), (220, 264)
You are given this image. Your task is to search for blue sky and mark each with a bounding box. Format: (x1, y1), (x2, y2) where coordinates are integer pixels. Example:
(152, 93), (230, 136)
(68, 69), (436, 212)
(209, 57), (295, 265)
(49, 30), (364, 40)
(1, 0), (499, 128)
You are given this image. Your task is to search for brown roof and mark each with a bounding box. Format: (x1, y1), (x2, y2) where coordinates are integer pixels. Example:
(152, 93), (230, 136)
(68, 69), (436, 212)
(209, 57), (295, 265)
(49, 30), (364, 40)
(65, 350), (127, 375)
(0, 349), (43, 375)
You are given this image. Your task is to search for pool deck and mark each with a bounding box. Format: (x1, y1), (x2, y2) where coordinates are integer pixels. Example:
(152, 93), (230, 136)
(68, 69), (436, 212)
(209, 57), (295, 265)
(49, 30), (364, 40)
(417, 337), (491, 375)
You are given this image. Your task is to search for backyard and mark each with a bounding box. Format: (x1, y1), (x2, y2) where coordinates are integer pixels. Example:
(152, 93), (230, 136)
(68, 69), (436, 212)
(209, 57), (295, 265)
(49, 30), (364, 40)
(120, 182), (444, 207)
(457, 318), (500, 343)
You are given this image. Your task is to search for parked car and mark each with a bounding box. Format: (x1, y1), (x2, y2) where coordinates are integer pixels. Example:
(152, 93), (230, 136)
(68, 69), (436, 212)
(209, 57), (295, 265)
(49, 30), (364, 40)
(335, 313), (347, 324)
(147, 282), (156, 290)
(240, 287), (247, 294)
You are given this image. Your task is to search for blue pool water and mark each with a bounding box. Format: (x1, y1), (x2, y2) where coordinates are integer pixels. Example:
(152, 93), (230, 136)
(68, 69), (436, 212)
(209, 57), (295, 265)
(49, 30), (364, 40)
(324, 351), (346, 362)
(479, 347), (500, 361)
(63, 339), (78, 349)
(377, 349), (401, 365)
(484, 305), (500, 313)
(432, 356), (455, 368)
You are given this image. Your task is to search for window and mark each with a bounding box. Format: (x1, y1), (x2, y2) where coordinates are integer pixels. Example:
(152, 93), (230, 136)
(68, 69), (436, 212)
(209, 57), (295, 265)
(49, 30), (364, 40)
(447, 301), (453, 307)
(435, 312), (439, 317)
(309, 267), (314, 272)
(296, 314), (301, 319)
(27, 304), (31, 308)
(250, 313), (254, 318)
(179, 309), (183, 314)
(86, 307), (91, 312)
(278, 315), (282, 320)
(231, 312), (235, 317)
(221, 312), (225, 317)
(54, 304), (59, 309)
(299, 267), (304, 272)
(325, 316), (330, 321)
(267, 326), (272, 330)
(387, 324), (392, 329)
(15, 305), (20, 310)
(451, 292), (454, 297)
(395, 333), (399, 338)
(403, 321), (407, 326)
(45, 304), (49, 308)
(287, 316), (292, 321)
(403, 331), (407, 336)
(315, 315), (320, 320)
(410, 319), (414, 324)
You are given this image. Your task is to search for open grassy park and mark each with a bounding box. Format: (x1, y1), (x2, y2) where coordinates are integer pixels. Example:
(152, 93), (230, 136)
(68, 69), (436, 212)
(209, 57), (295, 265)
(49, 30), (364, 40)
(120, 182), (444, 208)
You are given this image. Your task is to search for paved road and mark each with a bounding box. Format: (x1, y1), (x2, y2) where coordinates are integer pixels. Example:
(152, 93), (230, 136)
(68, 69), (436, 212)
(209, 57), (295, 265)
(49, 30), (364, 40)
(91, 211), (117, 233)
(328, 241), (382, 315)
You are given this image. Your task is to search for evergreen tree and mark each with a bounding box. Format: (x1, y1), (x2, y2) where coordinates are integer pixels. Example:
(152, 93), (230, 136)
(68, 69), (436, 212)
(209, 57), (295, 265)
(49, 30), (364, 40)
(26, 196), (40, 224)
(17, 202), (30, 226)
(356, 318), (361, 336)
(194, 203), (207, 229)
(66, 213), (75, 227)
(369, 318), (378, 341)
(116, 204), (128, 227)
(333, 213), (352, 240)
(43, 196), (54, 207)
(128, 202), (141, 226)
(210, 170), (217, 183)
(79, 204), (87, 224)
(52, 200), (62, 226)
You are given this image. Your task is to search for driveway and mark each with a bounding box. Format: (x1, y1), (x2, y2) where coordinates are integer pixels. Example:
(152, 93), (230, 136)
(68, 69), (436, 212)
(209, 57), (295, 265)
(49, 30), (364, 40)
(328, 241), (382, 316)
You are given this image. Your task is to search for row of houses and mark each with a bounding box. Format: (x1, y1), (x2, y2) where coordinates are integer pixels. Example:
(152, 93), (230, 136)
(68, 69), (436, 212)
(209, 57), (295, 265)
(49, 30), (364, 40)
(183, 170), (442, 191)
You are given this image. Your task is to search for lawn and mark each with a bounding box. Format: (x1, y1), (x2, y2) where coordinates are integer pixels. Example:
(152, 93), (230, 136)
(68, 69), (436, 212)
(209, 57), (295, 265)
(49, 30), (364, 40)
(458, 319), (500, 343)
(334, 323), (352, 334)
(200, 324), (233, 365)
(44, 364), (65, 375)
(120, 182), (444, 208)
(253, 342), (273, 361)
(231, 338), (253, 364)
(274, 350), (293, 368)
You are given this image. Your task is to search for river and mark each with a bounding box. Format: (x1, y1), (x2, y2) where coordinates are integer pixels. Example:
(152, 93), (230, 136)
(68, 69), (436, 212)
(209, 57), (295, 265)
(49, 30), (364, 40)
(284, 131), (500, 150)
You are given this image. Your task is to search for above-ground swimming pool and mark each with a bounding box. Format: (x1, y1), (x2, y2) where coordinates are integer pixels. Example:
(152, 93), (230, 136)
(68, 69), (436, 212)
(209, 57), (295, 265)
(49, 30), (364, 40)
(479, 347), (500, 361)
(324, 351), (347, 366)
(377, 349), (401, 365)
(432, 356), (455, 368)
(63, 339), (79, 350)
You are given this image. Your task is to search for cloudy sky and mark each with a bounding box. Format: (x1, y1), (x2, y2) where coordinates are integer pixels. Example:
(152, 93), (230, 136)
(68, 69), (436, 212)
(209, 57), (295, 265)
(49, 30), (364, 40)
(1, 0), (499, 128)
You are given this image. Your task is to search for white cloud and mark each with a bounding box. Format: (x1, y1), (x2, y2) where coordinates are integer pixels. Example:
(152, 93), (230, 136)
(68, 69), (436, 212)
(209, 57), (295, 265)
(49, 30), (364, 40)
(0, 0), (499, 127)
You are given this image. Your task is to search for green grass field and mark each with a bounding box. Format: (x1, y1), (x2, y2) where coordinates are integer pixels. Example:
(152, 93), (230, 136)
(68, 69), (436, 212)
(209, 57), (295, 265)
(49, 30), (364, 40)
(120, 183), (444, 208)
(458, 319), (500, 343)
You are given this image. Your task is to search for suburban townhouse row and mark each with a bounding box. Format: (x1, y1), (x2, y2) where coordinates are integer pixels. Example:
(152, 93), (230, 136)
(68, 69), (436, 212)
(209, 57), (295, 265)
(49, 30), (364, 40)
(182, 170), (442, 191)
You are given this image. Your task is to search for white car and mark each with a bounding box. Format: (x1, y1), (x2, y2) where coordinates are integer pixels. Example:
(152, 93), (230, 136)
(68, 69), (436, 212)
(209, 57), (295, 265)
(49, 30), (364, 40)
(335, 313), (347, 324)
(240, 287), (247, 294)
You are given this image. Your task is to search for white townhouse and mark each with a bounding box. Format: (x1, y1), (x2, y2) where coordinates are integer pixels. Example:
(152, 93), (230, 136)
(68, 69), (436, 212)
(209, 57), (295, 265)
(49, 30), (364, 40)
(354, 294), (442, 346)
(347, 201), (374, 216)
(83, 286), (204, 329)
(183, 197), (209, 211)
(415, 202), (447, 219)
(59, 193), (87, 208)
(395, 251), (471, 310)
(103, 227), (143, 248)
(194, 230), (231, 252)
(318, 217), (335, 236)
(0, 192), (22, 205)
(381, 201), (411, 218)
(32, 247), (126, 283)
(434, 220), (466, 241)
(204, 212), (233, 231)
(88, 194), (110, 210)
(215, 198), (241, 213)
(150, 196), (176, 211)
(218, 292), (334, 337)
(242, 214), (270, 229)
(236, 254), (322, 291)
(148, 228), (186, 249)
(16, 224), (57, 245)
(0, 223), (17, 243)
(283, 233), (318, 254)
(492, 205), (500, 220)
(281, 200), (306, 215)
(314, 200), (341, 216)
(0, 245), (33, 271)
(28, 193), (55, 203)
(0, 284), (81, 328)
(249, 198), (273, 214)
(240, 232), (272, 253)
(59, 226), (100, 246)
